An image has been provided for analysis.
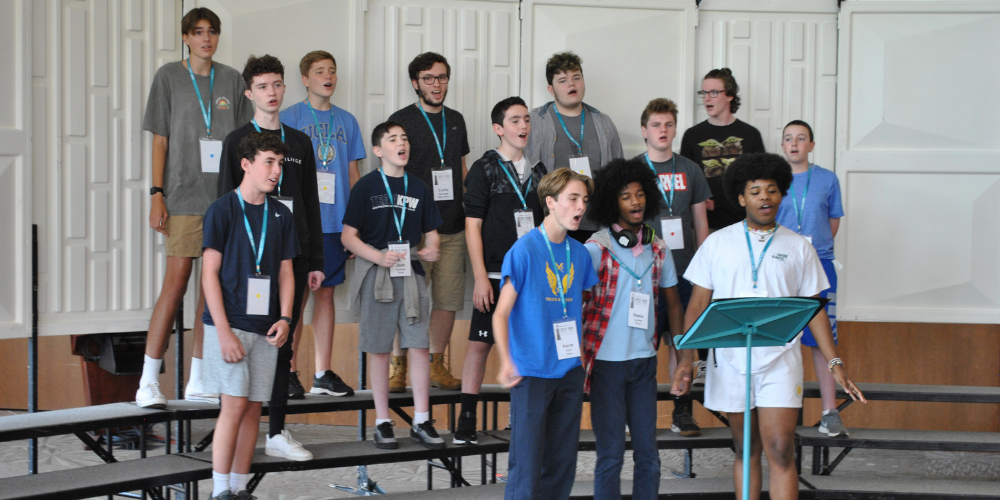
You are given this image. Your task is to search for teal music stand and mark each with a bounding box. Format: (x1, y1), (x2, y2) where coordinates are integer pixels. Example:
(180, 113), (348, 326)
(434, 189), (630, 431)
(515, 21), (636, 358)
(673, 297), (827, 499)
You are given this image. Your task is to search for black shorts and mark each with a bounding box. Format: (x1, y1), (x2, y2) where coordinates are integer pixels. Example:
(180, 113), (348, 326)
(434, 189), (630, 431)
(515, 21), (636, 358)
(468, 278), (502, 344)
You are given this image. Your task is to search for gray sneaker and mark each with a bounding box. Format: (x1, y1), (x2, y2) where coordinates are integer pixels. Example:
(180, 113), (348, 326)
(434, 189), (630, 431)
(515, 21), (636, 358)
(411, 420), (446, 449)
(209, 490), (233, 500)
(818, 409), (849, 437)
(234, 491), (257, 500)
(374, 421), (398, 449)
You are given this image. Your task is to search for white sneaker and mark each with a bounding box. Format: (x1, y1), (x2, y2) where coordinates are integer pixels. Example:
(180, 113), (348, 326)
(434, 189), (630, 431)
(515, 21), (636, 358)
(136, 381), (167, 409)
(692, 360), (706, 386)
(184, 379), (220, 405)
(265, 430), (313, 461)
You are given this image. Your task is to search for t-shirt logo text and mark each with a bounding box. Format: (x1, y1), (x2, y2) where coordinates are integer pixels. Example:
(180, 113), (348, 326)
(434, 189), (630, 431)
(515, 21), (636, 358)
(658, 173), (689, 191)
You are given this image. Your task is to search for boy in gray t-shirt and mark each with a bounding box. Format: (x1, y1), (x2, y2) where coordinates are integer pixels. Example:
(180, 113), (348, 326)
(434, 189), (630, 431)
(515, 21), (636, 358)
(136, 7), (253, 414)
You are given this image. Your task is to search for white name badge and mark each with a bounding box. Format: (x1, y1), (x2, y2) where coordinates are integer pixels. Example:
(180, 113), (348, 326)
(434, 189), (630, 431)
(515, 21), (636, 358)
(738, 289), (768, 298)
(317, 172), (336, 205)
(627, 291), (651, 329)
(432, 168), (454, 201)
(274, 196), (293, 213)
(200, 138), (223, 173)
(659, 217), (684, 250)
(569, 155), (592, 178)
(246, 274), (271, 315)
(514, 209), (534, 239)
(804, 235), (813, 245)
(553, 318), (581, 360)
(388, 241), (411, 277)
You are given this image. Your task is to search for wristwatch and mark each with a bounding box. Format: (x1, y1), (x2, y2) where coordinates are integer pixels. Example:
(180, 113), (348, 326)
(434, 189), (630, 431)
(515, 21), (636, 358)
(150, 186), (165, 196)
(279, 316), (293, 325)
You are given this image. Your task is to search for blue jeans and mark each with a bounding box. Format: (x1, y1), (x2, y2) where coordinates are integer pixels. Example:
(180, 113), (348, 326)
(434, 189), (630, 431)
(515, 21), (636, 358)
(589, 356), (661, 500)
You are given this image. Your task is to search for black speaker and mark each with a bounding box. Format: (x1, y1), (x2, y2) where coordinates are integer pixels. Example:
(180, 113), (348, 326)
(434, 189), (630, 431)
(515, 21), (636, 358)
(94, 333), (162, 375)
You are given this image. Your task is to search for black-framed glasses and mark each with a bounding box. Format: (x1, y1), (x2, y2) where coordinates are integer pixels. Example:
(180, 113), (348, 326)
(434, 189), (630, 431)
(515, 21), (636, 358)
(697, 90), (723, 98)
(420, 75), (449, 84)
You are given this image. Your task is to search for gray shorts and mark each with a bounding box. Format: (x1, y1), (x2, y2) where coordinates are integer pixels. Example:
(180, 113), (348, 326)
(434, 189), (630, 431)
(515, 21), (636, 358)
(203, 324), (279, 402)
(357, 267), (431, 354)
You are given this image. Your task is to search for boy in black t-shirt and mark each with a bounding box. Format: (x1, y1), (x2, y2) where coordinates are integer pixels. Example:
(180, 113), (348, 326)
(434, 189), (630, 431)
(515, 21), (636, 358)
(217, 54), (324, 462)
(202, 132), (299, 500)
(342, 121), (446, 450)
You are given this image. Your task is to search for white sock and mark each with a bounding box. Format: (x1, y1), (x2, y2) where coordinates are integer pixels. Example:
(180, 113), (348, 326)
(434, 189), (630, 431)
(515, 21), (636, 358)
(375, 418), (392, 427)
(414, 412), (430, 426)
(212, 471), (230, 496)
(188, 357), (203, 389)
(316, 370), (327, 379)
(140, 355), (162, 387)
(822, 409), (833, 416)
(229, 472), (250, 493)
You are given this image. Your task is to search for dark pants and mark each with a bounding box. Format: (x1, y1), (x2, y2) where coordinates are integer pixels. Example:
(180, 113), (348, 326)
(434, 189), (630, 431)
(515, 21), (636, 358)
(589, 356), (661, 500)
(505, 366), (585, 500)
(268, 256), (309, 438)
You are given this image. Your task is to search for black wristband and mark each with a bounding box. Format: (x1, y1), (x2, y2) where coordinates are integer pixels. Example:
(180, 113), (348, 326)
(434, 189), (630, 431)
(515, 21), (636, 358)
(279, 316), (292, 325)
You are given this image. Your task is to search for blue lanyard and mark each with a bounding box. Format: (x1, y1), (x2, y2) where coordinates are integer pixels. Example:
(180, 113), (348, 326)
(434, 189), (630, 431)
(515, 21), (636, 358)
(743, 220), (776, 290)
(186, 58), (215, 137)
(788, 164), (813, 233)
(538, 224), (572, 318)
(378, 168), (408, 242)
(236, 187), (268, 275)
(251, 118), (285, 195)
(416, 102), (446, 168)
(306, 99), (335, 168)
(643, 153), (675, 217)
(606, 230), (655, 286)
(496, 158), (532, 210)
(553, 105), (584, 155)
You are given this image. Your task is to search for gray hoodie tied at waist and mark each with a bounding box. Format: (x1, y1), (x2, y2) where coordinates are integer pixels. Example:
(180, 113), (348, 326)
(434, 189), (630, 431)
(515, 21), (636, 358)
(349, 245), (421, 324)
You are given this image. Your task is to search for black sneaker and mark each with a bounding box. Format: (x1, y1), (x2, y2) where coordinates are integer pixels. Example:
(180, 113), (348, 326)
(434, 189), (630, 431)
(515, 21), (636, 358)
(411, 420), (446, 449)
(288, 371), (306, 400)
(374, 421), (398, 449)
(671, 410), (702, 437)
(310, 370), (355, 397)
(234, 491), (257, 500)
(452, 411), (478, 445)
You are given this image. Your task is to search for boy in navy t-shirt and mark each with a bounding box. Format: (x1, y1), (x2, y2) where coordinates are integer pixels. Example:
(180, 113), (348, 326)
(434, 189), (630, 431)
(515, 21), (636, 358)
(493, 168), (599, 500)
(341, 121), (445, 450)
(201, 132), (299, 499)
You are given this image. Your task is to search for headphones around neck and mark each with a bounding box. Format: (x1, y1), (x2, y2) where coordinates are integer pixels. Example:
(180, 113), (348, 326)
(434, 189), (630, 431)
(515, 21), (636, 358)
(609, 224), (654, 249)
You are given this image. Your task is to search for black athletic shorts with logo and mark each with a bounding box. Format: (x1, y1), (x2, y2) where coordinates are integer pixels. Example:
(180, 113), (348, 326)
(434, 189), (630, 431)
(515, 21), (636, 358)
(467, 278), (502, 344)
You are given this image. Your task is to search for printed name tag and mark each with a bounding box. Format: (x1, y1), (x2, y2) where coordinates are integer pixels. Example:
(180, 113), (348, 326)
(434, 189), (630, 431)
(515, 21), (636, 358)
(804, 235), (813, 245)
(659, 217), (684, 250)
(553, 318), (581, 360)
(738, 289), (768, 298)
(200, 138), (223, 173)
(317, 172), (336, 205)
(432, 169), (454, 201)
(568, 155), (592, 178)
(627, 291), (651, 329)
(274, 196), (293, 213)
(514, 209), (534, 239)
(246, 274), (271, 315)
(388, 241), (411, 277)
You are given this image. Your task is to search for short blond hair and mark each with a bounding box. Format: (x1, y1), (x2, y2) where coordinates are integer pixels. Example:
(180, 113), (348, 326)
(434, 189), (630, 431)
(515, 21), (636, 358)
(299, 50), (336, 77)
(537, 168), (594, 217)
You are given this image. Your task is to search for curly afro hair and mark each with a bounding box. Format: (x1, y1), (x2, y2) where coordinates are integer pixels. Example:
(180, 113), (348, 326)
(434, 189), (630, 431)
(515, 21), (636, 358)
(589, 158), (665, 229)
(722, 153), (793, 208)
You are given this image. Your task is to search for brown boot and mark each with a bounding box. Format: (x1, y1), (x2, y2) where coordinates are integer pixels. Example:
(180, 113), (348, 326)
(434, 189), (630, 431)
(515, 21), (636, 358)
(388, 355), (407, 393)
(429, 353), (462, 391)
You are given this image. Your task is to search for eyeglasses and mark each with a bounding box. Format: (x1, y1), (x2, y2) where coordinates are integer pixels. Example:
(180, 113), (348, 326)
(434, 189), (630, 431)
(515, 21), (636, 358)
(696, 90), (723, 98)
(420, 75), (450, 84)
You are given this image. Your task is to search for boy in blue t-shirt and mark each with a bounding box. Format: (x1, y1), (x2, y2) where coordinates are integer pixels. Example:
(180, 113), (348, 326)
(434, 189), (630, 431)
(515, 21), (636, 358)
(776, 120), (847, 437)
(201, 132), (300, 499)
(280, 50), (367, 399)
(493, 168), (599, 500)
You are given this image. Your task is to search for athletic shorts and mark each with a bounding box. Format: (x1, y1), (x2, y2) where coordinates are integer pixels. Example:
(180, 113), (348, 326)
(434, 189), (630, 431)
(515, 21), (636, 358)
(704, 342), (804, 413)
(321, 232), (349, 288)
(801, 259), (837, 347)
(420, 231), (467, 312)
(202, 324), (279, 402)
(166, 215), (204, 258)
(468, 278), (502, 344)
(357, 267), (431, 354)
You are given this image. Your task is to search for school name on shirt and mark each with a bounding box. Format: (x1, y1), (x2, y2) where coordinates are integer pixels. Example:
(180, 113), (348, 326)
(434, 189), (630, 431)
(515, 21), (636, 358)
(658, 173), (689, 191)
(371, 193), (420, 211)
(284, 156), (302, 165)
(306, 123), (349, 145)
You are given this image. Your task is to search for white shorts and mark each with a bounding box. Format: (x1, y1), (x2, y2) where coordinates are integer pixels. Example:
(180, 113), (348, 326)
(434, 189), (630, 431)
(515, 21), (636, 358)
(703, 343), (804, 413)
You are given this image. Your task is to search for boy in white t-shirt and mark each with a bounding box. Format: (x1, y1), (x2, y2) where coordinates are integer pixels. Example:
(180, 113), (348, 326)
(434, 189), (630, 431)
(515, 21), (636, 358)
(682, 152), (865, 500)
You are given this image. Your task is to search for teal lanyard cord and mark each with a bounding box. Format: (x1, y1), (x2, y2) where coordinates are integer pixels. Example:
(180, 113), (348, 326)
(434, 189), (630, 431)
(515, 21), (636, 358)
(743, 220), (776, 290)
(416, 102), (446, 168)
(606, 229), (654, 286)
(538, 224), (572, 318)
(306, 99), (336, 168)
(378, 168), (409, 242)
(496, 157), (532, 210)
(643, 153), (675, 217)
(250, 118), (285, 195)
(789, 164), (814, 233)
(236, 187), (268, 275)
(187, 58), (215, 137)
(553, 105), (585, 155)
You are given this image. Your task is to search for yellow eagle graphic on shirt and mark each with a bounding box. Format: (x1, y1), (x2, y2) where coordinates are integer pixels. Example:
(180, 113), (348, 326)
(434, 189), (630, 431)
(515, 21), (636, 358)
(546, 262), (575, 297)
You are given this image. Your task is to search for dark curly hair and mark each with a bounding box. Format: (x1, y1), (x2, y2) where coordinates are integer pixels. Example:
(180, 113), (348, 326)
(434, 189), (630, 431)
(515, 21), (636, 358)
(545, 52), (583, 85)
(722, 153), (793, 208)
(239, 131), (289, 163)
(589, 158), (664, 229)
(704, 68), (741, 114)
(242, 54), (284, 89)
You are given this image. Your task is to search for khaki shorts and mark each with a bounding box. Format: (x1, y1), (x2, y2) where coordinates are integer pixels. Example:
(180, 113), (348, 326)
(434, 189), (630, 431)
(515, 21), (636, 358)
(420, 231), (467, 312)
(165, 215), (204, 258)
